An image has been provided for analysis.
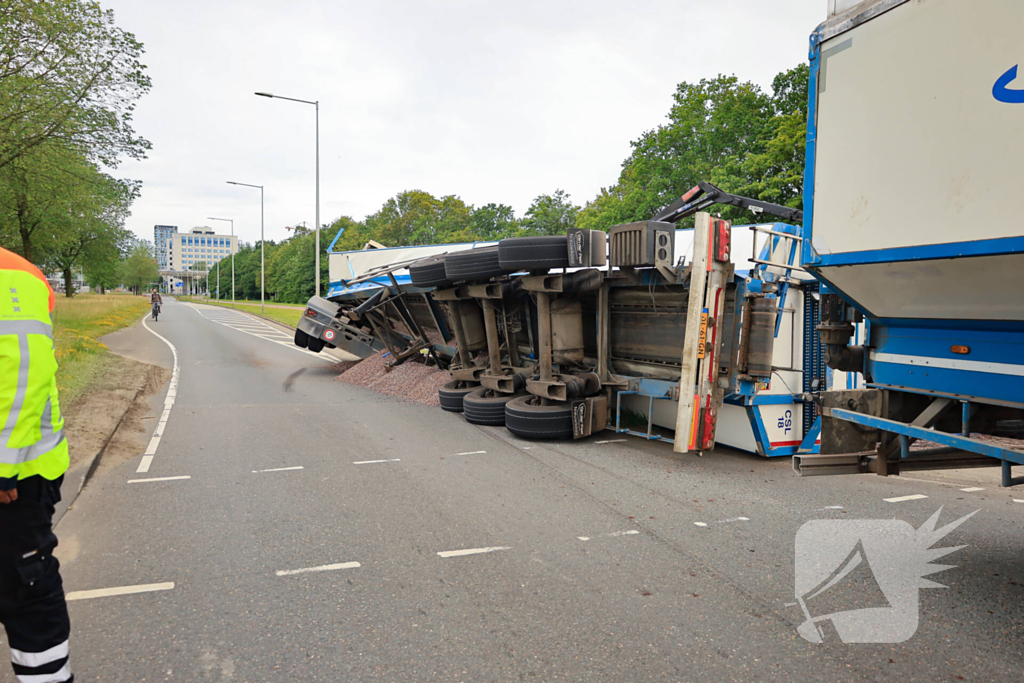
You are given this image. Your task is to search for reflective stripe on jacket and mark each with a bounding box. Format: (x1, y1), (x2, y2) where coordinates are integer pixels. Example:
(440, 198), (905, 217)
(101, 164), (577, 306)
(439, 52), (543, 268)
(0, 247), (69, 487)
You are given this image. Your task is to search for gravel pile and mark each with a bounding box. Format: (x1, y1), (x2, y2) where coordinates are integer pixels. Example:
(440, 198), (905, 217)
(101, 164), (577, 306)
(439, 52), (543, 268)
(336, 349), (450, 407)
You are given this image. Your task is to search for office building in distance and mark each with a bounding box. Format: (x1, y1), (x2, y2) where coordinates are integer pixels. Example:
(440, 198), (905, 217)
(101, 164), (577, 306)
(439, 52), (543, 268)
(153, 225), (178, 270)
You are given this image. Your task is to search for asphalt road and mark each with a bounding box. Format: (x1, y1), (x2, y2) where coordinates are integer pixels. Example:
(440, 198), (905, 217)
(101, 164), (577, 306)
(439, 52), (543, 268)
(4, 299), (1022, 682)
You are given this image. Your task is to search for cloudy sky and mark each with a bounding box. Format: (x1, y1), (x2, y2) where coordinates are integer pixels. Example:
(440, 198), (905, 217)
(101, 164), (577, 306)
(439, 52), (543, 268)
(104, 0), (824, 247)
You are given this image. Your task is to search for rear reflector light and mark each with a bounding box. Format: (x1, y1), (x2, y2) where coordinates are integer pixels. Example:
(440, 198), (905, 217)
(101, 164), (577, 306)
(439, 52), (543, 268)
(951, 345), (970, 355)
(306, 308), (317, 317)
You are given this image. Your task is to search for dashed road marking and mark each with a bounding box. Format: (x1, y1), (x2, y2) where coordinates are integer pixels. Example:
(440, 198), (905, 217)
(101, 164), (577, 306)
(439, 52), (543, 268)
(718, 517), (750, 523)
(595, 439), (627, 444)
(139, 313), (179, 474)
(456, 451), (487, 456)
(276, 562), (360, 577)
(353, 459), (401, 465)
(253, 466), (304, 473)
(814, 506), (844, 511)
(884, 494), (928, 503)
(1014, 499), (1024, 504)
(128, 476), (191, 484)
(66, 582), (174, 601)
(188, 304), (333, 361)
(579, 530), (640, 541)
(694, 522), (708, 528)
(437, 546), (510, 558)
(960, 487), (985, 492)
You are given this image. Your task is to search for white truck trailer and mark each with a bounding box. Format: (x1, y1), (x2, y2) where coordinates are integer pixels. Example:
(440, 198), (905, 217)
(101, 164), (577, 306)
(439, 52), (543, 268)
(794, 0), (1024, 485)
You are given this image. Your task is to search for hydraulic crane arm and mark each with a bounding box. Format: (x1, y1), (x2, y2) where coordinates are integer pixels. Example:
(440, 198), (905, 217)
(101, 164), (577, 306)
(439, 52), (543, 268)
(653, 181), (804, 224)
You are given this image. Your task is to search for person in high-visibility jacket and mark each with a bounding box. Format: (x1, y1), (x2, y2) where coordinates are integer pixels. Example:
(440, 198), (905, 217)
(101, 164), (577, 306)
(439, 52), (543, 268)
(0, 246), (73, 683)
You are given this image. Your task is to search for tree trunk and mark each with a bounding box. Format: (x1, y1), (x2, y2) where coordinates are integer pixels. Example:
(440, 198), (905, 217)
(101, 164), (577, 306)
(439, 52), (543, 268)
(18, 224), (33, 263)
(63, 268), (74, 297)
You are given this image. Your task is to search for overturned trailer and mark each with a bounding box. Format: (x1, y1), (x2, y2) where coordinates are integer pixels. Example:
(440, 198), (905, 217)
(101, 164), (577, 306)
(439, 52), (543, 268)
(296, 184), (844, 458)
(791, 0), (1024, 486)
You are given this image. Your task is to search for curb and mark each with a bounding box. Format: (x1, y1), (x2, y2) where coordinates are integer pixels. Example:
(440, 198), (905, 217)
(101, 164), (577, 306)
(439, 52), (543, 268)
(54, 383), (146, 527)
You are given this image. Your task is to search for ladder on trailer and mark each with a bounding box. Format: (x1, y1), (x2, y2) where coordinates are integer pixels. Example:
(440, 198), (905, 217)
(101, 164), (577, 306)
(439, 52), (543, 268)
(675, 213), (735, 454)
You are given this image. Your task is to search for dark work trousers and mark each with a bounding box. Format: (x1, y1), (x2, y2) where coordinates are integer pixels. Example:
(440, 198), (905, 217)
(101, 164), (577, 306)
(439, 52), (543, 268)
(0, 475), (73, 682)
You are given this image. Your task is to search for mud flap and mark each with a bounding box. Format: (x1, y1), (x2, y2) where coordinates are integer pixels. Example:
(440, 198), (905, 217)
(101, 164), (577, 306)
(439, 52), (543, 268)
(571, 395), (609, 439)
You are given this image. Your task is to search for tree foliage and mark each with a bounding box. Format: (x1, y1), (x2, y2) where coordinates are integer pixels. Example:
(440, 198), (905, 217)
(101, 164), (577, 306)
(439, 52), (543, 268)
(0, 0), (151, 170)
(578, 64), (808, 230)
(0, 0), (148, 292)
(118, 239), (158, 294)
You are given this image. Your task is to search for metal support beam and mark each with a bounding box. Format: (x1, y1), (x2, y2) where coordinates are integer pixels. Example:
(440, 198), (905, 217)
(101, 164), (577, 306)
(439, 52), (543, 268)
(481, 298), (502, 375)
(449, 301), (473, 369)
(1003, 460), (1024, 487)
(828, 407), (1024, 467)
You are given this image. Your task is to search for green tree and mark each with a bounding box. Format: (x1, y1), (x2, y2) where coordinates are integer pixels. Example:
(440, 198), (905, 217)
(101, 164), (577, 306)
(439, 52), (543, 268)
(118, 240), (158, 294)
(521, 190), (579, 236)
(576, 69), (810, 230)
(0, 0), (151, 170)
(468, 203), (519, 241)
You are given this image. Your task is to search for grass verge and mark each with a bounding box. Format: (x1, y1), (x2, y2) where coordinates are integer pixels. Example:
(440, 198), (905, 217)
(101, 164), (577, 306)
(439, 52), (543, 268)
(52, 294), (153, 405)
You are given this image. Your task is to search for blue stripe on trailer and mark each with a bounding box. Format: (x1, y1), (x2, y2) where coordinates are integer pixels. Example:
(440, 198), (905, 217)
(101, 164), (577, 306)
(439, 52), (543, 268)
(869, 358), (1024, 407)
(828, 408), (1024, 467)
(809, 235), (1024, 269)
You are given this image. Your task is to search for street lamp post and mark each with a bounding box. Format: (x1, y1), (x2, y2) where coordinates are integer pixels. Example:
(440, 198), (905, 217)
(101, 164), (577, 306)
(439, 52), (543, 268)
(255, 91), (320, 297)
(227, 181), (264, 313)
(207, 217), (235, 308)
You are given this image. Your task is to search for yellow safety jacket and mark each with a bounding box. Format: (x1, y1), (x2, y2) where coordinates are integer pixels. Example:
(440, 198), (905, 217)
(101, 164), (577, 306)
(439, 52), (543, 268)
(0, 246), (69, 487)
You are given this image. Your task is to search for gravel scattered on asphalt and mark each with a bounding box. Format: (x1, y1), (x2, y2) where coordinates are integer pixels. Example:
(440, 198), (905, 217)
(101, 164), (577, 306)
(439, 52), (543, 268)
(336, 349), (449, 406)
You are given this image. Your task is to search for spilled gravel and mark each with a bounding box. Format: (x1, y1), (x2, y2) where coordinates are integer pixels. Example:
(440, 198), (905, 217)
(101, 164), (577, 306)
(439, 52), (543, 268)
(336, 349), (450, 407)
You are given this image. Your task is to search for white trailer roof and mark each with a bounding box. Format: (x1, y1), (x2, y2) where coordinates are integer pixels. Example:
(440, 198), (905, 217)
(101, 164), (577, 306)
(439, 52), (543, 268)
(820, 0), (910, 40)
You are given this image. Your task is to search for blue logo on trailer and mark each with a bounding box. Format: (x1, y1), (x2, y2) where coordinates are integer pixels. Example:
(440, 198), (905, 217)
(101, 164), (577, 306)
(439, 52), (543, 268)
(993, 65), (1024, 103)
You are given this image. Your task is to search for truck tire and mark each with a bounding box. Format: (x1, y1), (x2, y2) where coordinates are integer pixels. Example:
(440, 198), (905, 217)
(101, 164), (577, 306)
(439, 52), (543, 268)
(444, 246), (507, 282)
(505, 395), (574, 440)
(439, 380), (479, 413)
(409, 255), (452, 288)
(307, 337), (325, 353)
(497, 236), (569, 271)
(295, 328), (310, 348)
(462, 388), (523, 426)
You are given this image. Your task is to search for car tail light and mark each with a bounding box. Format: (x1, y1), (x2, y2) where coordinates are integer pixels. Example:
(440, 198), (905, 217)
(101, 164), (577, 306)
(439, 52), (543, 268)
(306, 308), (317, 318)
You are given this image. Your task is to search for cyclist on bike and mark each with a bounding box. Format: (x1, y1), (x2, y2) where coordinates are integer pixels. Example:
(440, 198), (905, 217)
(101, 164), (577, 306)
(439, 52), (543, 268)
(150, 288), (162, 321)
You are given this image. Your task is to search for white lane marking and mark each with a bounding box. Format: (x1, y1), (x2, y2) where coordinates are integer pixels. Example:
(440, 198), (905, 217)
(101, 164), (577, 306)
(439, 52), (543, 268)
(276, 562), (360, 577)
(188, 304), (331, 362)
(694, 522), (708, 527)
(139, 313), (179, 474)
(960, 487), (985, 492)
(1014, 499), (1024, 504)
(352, 459), (401, 465)
(456, 451), (487, 456)
(579, 530), (640, 541)
(884, 494), (928, 503)
(814, 506), (844, 511)
(718, 517), (750, 523)
(595, 439), (627, 444)
(127, 476), (191, 484)
(66, 582), (174, 601)
(253, 466), (304, 473)
(437, 546), (510, 558)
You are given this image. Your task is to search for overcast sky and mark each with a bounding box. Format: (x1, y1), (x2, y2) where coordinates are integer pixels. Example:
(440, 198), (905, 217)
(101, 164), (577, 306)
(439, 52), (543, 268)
(104, 0), (824, 247)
